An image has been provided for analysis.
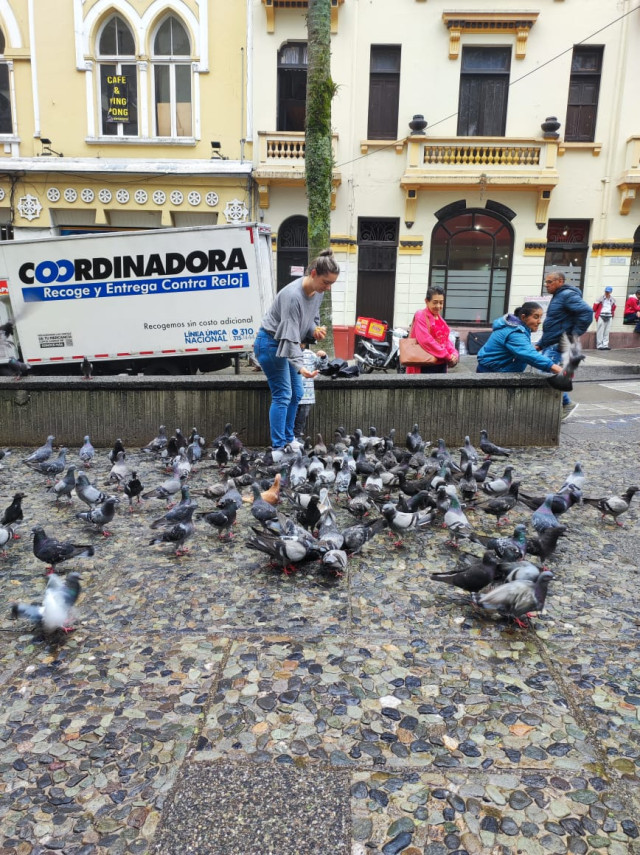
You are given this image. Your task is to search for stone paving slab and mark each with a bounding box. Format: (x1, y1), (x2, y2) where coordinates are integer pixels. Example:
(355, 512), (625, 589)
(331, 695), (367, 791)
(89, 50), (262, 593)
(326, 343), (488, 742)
(152, 760), (350, 855)
(195, 636), (599, 774)
(0, 631), (228, 854)
(349, 769), (639, 855)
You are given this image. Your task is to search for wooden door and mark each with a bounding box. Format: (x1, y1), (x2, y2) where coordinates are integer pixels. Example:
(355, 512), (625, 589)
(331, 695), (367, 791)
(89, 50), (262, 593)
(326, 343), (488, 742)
(355, 219), (399, 325)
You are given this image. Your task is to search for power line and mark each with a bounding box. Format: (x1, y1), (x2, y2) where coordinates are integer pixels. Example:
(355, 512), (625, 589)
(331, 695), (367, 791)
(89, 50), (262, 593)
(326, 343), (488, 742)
(334, 2), (640, 170)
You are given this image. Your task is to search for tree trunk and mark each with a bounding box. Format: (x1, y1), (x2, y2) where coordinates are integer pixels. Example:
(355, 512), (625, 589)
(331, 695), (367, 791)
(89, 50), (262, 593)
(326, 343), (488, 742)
(306, 0), (335, 354)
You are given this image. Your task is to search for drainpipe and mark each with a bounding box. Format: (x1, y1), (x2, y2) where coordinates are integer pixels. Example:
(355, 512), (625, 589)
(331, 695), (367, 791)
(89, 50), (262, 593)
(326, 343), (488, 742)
(28, 0), (40, 141)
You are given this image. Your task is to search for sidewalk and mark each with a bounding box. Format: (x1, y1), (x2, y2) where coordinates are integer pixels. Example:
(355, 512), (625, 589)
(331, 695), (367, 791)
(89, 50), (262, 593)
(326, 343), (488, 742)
(0, 406), (639, 854)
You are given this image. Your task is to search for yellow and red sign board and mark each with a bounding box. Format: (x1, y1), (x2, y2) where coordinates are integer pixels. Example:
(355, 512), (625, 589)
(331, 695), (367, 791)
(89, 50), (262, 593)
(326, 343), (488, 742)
(355, 316), (388, 341)
(0, 279), (8, 295)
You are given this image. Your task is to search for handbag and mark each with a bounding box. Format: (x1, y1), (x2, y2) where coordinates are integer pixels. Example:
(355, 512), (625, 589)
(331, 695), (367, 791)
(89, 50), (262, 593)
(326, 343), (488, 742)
(399, 336), (438, 366)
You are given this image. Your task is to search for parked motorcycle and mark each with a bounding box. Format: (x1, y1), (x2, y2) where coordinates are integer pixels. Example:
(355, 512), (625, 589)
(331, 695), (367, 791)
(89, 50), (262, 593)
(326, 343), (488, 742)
(353, 319), (409, 373)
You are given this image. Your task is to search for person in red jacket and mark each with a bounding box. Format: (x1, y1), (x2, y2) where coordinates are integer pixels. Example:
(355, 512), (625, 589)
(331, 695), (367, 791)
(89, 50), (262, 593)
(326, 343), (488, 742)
(624, 288), (640, 333)
(593, 286), (616, 349)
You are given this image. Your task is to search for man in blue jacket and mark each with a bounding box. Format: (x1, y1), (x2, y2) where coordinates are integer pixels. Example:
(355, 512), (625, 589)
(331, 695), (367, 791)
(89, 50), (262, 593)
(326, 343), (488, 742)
(536, 271), (593, 414)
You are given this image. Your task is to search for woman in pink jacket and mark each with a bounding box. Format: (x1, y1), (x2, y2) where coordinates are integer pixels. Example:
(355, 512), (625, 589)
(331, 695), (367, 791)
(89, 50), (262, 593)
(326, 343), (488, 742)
(406, 285), (459, 374)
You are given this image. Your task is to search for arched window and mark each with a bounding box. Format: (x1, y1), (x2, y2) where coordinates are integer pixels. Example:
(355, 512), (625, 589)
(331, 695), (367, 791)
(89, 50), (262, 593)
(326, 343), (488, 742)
(0, 28), (13, 135)
(277, 215), (308, 291)
(429, 207), (513, 324)
(152, 15), (192, 137)
(278, 43), (307, 132)
(97, 15), (138, 136)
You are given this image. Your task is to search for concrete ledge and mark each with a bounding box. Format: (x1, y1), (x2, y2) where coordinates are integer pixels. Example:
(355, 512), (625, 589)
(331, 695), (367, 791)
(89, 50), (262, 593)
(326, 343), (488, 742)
(0, 372), (561, 447)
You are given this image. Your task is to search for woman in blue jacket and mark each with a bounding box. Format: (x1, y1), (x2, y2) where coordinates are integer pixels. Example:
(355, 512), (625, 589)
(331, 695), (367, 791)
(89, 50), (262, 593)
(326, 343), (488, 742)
(476, 302), (563, 375)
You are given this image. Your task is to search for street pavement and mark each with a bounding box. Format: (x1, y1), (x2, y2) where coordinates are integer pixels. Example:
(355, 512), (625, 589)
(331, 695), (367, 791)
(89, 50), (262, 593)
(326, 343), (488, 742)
(0, 353), (639, 855)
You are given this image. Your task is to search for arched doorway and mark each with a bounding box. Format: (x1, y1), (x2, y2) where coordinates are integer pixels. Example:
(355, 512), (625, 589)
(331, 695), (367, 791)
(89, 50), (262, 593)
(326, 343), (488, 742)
(277, 215), (308, 291)
(429, 207), (514, 324)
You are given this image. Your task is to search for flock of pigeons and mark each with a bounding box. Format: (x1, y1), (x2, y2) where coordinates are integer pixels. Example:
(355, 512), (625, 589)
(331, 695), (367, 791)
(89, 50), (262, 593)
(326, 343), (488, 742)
(1, 422), (637, 637)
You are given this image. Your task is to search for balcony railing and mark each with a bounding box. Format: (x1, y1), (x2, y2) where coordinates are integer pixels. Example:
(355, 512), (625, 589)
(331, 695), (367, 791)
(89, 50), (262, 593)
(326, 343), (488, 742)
(422, 142), (542, 167)
(257, 131), (339, 167)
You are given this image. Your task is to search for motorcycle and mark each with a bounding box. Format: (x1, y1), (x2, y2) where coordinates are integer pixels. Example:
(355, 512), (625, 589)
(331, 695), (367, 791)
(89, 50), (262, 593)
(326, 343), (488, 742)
(353, 319), (409, 373)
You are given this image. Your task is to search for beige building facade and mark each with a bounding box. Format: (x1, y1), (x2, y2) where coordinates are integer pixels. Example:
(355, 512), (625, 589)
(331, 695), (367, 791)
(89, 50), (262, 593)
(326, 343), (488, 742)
(251, 0), (640, 353)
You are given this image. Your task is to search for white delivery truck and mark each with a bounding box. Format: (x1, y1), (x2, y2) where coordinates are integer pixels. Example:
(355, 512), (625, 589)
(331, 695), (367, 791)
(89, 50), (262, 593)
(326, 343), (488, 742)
(0, 222), (275, 375)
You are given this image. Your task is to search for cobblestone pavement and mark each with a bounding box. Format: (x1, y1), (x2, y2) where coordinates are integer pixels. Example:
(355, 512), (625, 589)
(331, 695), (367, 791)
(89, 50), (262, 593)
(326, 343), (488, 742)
(0, 415), (639, 855)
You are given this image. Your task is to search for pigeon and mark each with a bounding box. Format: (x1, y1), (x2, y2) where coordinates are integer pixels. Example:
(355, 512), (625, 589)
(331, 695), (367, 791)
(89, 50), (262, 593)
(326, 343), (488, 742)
(531, 495), (561, 534)
(261, 473), (282, 506)
(171, 447), (192, 479)
(477, 482), (520, 526)
(498, 560), (544, 584)
(141, 425), (168, 454)
(459, 436), (479, 465)
(216, 478), (244, 510)
(7, 356), (30, 379)
(547, 333), (585, 392)
(1, 492), (24, 526)
(381, 502), (435, 545)
(23, 435), (55, 465)
(518, 486), (581, 515)
(471, 458), (493, 484)
(148, 505), (196, 555)
(81, 356), (93, 380)
(25, 448), (69, 482)
(406, 424), (423, 454)
(48, 466), (77, 504)
(320, 549), (348, 578)
(32, 525), (95, 573)
(78, 436), (95, 467)
(482, 466), (515, 497)
(443, 495), (474, 546)
(316, 507), (345, 551)
(430, 550), (499, 594)
(472, 570), (553, 625)
(124, 472), (144, 511)
(0, 448), (11, 466)
(149, 487), (195, 529)
(295, 494), (323, 531)
(186, 434), (203, 466)
(0, 524), (18, 556)
(142, 472), (188, 506)
(458, 462), (479, 502)
(108, 438), (126, 464)
(479, 429), (511, 458)
(11, 572), (82, 634)
(107, 450), (129, 488)
(340, 517), (387, 554)
(470, 523), (527, 562)
(75, 497), (119, 536)
(198, 498), (236, 540)
(526, 525), (567, 561)
(582, 486), (639, 526)
(249, 483), (279, 524)
(561, 462), (585, 493)
(245, 530), (323, 574)
(75, 472), (112, 508)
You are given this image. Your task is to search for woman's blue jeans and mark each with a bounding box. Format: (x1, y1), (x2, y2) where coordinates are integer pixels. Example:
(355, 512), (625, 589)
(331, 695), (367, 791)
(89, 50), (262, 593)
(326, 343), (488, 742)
(253, 329), (303, 448)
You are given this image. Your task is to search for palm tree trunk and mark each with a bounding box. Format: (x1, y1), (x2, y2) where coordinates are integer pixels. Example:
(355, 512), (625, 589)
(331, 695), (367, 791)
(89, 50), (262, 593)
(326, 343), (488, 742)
(306, 0), (335, 353)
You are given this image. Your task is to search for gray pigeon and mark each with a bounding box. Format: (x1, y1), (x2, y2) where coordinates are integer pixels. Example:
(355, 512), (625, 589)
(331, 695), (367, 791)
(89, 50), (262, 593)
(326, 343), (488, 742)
(78, 436), (95, 467)
(7, 356), (30, 379)
(582, 486), (638, 526)
(149, 486), (194, 529)
(245, 529), (323, 574)
(531, 495), (561, 534)
(561, 462), (585, 493)
(472, 570), (553, 625)
(48, 466), (77, 504)
(141, 425), (168, 454)
(443, 495), (474, 546)
(23, 435), (55, 465)
(320, 549), (348, 578)
(81, 356), (93, 380)
(470, 523), (527, 562)
(12, 572), (82, 634)
(75, 497), (119, 536)
(0, 524), (17, 556)
(75, 472), (112, 508)
(25, 448), (69, 482)
(482, 466), (515, 497)
(142, 472), (188, 506)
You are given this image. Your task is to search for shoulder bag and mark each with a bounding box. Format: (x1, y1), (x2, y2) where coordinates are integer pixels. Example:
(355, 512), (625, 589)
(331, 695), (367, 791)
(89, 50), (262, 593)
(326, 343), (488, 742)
(399, 311), (438, 366)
